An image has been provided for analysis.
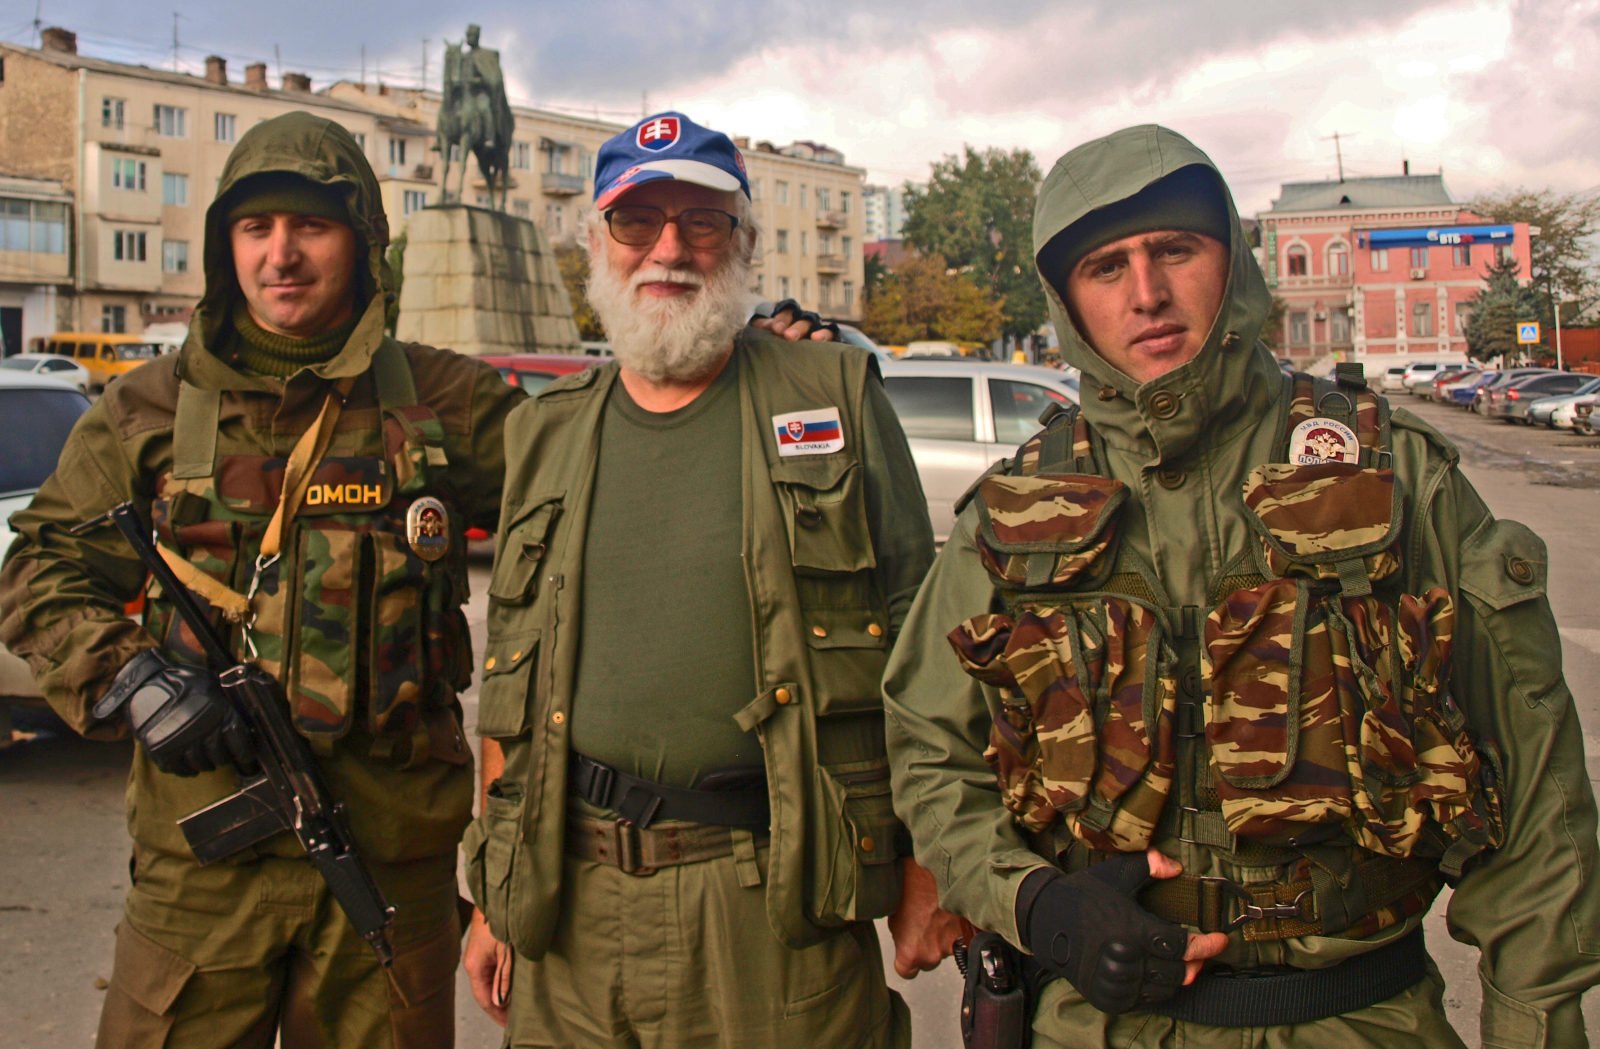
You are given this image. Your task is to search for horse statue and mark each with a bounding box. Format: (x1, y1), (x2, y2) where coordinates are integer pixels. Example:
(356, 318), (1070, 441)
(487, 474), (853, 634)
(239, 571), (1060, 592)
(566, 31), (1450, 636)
(436, 24), (513, 210)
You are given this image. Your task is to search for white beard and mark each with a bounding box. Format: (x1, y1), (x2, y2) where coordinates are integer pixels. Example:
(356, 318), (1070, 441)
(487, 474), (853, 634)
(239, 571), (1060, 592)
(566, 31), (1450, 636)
(586, 254), (753, 383)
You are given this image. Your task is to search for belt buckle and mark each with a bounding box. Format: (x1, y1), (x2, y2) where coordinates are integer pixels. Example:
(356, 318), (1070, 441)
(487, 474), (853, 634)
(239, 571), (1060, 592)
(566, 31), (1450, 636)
(1200, 876), (1312, 931)
(614, 819), (657, 877)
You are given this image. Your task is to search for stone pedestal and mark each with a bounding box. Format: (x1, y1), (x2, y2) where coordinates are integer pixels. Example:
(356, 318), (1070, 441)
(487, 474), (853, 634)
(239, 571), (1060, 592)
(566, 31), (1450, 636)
(395, 205), (581, 356)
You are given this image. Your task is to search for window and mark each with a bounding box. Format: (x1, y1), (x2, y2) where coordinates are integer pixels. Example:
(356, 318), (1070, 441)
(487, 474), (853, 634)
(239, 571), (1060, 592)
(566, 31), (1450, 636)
(1411, 300), (1433, 337)
(543, 145), (566, 175)
(1289, 310), (1310, 346)
(1371, 248), (1389, 272)
(843, 280), (855, 312)
(1452, 244), (1472, 268)
(819, 234), (834, 255)
(817, 187), (830, 210)
(779, 276), (790, 299)
(1409, 247), (1428, 270)
(162, 239), (189, 274)
(403, 190), (429, 215)
(162, 172), (188, 206)
(154, 105), (187, 138)
(802, 277), (810, 300)
(841, 191), (851, 214)
(0, 198), (67, 254)
(579, 152), (593, 180)
(1454, 301), (1471, 334)
(800, 231), (808, 256)
(102, 97), (125, 129)
(776, 229), (789, 254)
(545, 203), (564, 236)
(512, 142), (532, 170)
(1328, 245), (1348, 276)
(214, 112), (236, 143)
(819, 281), (832, 308)
(101, 304), (127, 333)
(1285, 245), (1308, 276)
(388, 138), (407, 173)
(799, 184), (808, 210)
(842, 236), (853, 259)
(881, 375), (974, 440)
(112, 158), (147, 192)
(776, 181), (789, 206)
(513, 199), (531, 218)
(1330, 308), (1349, 343)
(351, 131), (367, 152)
(991, 379), (1073, 445)
(113, 230), (148, 262)
(1497, 245), (1516, 265)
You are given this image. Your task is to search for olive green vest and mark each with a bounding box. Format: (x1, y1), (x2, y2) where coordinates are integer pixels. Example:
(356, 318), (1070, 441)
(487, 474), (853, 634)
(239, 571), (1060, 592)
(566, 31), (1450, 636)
(466, 331), (905, 955)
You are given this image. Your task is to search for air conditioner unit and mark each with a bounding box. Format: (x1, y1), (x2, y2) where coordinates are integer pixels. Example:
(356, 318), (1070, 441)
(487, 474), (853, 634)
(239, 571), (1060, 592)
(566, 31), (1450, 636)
(1314, 310), (1327, 320)
(1409, 268), (1427, 280)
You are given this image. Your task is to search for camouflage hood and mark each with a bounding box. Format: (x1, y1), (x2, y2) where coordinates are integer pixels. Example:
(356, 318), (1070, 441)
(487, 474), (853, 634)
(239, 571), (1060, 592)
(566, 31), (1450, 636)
(1032, 125), (1279, 463)
(181, 110), (394, 384)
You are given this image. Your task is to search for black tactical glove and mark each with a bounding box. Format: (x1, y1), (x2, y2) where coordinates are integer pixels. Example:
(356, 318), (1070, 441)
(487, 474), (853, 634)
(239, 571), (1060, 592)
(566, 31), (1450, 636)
(759, 298), (841, 340)
(94, 650), (256, 777)
(1017, 854), (1187, 1014)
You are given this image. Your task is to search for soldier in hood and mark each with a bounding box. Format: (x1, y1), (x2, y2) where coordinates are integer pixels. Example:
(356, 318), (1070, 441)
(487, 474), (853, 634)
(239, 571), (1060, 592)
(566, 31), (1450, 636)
(0, 111), (522, 1046)
(885, 125), (1598, 1047)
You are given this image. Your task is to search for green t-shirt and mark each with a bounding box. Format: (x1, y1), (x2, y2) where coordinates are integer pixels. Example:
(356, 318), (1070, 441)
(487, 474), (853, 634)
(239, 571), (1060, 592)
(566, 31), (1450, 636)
(567, 355), (761, 788)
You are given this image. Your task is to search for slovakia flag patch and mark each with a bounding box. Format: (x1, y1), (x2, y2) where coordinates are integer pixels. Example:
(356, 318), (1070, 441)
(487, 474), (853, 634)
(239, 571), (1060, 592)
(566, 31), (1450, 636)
(636, 116), (680, 152)
(773, 407), (844, 456)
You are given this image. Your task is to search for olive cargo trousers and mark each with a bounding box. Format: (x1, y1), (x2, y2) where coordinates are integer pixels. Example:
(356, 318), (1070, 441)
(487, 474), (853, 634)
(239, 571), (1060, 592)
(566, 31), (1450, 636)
(96, 849), (461, 1049)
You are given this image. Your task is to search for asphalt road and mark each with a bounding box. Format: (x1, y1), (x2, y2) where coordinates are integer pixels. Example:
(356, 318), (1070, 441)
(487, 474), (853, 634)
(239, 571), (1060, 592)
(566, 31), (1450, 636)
(1, 393), (1597, 1046)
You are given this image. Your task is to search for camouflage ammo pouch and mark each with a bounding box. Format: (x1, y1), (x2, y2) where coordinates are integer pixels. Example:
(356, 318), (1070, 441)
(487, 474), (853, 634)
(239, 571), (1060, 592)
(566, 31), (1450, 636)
(948, 470), (1178, 852)
(147, 348), (471, 754)
(1204, 460), (1504, 875)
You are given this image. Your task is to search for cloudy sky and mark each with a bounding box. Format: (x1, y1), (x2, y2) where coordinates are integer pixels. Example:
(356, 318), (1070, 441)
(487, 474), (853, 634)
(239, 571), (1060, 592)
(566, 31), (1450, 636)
(8, 0), (1596, 216)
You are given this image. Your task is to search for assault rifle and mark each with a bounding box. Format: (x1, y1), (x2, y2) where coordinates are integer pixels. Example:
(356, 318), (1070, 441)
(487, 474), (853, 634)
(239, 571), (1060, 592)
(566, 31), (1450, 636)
(78, 502), (396, 966)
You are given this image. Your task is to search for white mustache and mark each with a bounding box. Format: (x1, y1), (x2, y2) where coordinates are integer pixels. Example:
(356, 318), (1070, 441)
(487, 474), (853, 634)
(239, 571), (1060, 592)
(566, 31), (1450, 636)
(630, 266), (705, 291)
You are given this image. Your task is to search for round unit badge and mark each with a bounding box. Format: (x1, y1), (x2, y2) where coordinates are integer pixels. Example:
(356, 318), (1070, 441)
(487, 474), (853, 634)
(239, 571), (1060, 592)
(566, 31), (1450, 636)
(405, 497), (451, 561)
(1288, 417), (1360, 465)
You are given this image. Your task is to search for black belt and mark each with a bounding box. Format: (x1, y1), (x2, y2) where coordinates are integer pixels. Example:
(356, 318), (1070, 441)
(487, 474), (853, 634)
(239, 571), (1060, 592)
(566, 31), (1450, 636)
(569, 753), (770, 831)
(1142, 927), (1429, 1027)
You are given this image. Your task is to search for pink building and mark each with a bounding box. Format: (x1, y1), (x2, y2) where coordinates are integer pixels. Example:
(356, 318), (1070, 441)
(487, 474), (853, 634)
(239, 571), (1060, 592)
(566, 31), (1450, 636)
(1258, 174), (1534, 363)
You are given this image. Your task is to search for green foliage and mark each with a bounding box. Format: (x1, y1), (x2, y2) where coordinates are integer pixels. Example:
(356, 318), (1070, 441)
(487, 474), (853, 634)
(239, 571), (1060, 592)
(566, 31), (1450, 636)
(862, 253), (1007, 344)
(1463, 255), (1544, 363)
(862, 252), (888, 304)
(384, 232), (406, 337)
(899, 146), (1044, 341)
(555, 243), (605, 341)
(1470, 187), (1600, 319)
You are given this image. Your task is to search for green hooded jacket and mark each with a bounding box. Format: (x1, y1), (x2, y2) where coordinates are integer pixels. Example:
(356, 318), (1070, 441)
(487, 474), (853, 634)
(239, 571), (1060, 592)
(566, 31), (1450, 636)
(0, 111), (523, 865)
(884, 126), (1599, 1047)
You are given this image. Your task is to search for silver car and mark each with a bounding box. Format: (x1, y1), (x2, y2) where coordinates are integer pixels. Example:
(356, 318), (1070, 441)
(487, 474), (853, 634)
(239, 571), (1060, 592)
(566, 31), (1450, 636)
(878, 357), (1079, 543)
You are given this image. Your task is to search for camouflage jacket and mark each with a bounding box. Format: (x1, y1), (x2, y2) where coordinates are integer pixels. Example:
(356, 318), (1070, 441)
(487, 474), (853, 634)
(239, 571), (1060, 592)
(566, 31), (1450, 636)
(463, 328), (935, 955)
(884, 126), (1599, 1048)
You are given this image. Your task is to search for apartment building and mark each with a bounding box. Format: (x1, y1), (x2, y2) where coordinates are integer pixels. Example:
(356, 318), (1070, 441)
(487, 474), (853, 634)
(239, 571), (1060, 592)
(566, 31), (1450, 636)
(0, 28), (866, 349)
(1258, 172), (1534, 364)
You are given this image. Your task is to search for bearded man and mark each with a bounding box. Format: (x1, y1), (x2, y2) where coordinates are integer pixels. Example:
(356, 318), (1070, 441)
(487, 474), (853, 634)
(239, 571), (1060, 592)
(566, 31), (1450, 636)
(460, 112), (964, 1048)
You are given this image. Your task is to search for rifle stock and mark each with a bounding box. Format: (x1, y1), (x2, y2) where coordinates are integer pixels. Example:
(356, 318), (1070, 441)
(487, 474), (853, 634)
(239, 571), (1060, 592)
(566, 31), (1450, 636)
(93, 502), (396, 966)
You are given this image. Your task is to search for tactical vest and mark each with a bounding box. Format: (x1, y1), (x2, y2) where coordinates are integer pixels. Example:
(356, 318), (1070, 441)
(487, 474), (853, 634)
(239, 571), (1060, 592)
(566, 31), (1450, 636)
(144, 342), (473, 760)
(950, 369), (1505, 941)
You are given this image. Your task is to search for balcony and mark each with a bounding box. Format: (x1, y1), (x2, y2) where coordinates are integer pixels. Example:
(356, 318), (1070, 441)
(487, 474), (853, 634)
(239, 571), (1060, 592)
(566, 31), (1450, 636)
(542, 172), (585, 196)
(815, 209), (846, 229)
(816, 254), (847, 273)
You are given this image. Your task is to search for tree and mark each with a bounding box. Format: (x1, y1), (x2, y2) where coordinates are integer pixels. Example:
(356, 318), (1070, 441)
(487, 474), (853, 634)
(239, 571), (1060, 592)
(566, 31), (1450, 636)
(554, 243), (605, 341)
(1470, 188), (1600, 322)
(862, 252), (889, 306)
(384, 232), (406, 337)
(862, 253), (1006, 345)
(899, 146), (1044, 341)
(1463, 255), (1543, 363)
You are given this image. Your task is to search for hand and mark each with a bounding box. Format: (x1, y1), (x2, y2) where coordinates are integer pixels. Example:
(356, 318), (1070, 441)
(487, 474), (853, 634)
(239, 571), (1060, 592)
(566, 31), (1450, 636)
(886, 858), (977, 979)
(1021, 849), (1228, 1014)
(463, 908), (513, 1027)
(751, 299), (839, 342)
(95, 650), (256, 777)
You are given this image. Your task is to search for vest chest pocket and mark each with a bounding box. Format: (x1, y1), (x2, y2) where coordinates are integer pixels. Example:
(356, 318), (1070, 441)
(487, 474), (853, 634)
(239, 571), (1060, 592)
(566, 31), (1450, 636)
(771, 456), (875, 575)
(367, 530), (426, 735)
(949, 595), (1176, 852)
(974, 474), (1127, 590)
(488, 496), (563, 605)
(290, 524), (360, 736)
(809, 757), (901, 925)
(476, 628), (540, 740)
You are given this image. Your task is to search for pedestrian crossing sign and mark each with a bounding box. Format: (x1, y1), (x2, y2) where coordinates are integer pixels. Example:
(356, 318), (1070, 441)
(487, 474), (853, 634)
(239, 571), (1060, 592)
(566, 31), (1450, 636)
(1517, 322), (1541, 344)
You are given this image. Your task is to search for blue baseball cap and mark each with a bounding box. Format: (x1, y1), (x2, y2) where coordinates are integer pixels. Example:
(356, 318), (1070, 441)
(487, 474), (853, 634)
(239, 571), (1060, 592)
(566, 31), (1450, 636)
(594, 112), (750, 210)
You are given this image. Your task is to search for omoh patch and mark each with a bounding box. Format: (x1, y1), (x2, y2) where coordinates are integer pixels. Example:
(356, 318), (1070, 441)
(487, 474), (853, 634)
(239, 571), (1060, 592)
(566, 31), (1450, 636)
(1289, 417), (1360, 465)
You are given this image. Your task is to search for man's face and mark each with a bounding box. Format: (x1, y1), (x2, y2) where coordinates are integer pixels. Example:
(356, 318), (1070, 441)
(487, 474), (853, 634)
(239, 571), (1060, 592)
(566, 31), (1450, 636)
(1064, 230), (1229, 384)
(230, 212), (359, 339)
(593, 180), (742, 300)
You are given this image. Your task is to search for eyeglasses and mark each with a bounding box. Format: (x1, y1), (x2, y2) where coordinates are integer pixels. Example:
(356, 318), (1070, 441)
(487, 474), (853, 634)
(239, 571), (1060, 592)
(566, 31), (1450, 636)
(603, 205), (739, 248)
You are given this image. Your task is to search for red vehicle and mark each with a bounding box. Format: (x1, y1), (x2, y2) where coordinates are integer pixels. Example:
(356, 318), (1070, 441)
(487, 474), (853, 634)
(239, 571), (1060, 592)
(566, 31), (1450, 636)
(479, 352), (601, 395)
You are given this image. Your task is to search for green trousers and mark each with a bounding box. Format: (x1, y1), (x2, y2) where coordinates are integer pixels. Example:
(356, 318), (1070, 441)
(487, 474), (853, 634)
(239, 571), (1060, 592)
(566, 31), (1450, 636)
(96, 848), (462, 1049)
(1032, 961), (1466, 1048)
(504, 848), (910, 1049)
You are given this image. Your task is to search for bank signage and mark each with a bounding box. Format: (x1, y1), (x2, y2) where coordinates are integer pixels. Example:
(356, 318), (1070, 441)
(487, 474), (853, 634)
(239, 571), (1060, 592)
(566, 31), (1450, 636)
(1360, 224), (1515, 250)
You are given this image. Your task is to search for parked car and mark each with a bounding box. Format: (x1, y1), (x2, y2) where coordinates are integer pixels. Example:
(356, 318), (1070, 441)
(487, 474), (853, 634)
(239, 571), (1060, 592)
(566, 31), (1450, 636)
(1526, 377), (1600, 427)
(1474, 368), (1558, 414)
(478, 353), (600, 395)
(1490, 372), (1592, 423)
(1379, 365), (1410, 393)
(1401, 361), (1464, 394)
(1425, 367), (1476, 401)
(878, 358), (1080, 543)
(1441, 370), (1495, 406)
(38, 331), (164, 390)
(0, 373), (93, 738)
(1549, 391), (1598, 430)
(0, 352), (91, 392)
(1574, 398), (1598, 435)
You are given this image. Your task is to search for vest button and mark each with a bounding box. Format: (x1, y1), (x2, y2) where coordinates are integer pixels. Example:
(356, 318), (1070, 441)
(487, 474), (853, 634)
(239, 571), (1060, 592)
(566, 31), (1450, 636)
(510, 650), (523, 662)
(1506, 556), (1535, 585)
(1221, 331), (1242, 350)
(796, 507), (823, 529)
(484, 656), (497, 671)
(551, 711), (565, 725)
(775, 687), (793, 705)
(1149, 391), (1181, 419)
(811, 625), (828, 638)
(1156, 467), (1185, 489)
(867, 623), (884, 638)
(859, 835), (876, 853)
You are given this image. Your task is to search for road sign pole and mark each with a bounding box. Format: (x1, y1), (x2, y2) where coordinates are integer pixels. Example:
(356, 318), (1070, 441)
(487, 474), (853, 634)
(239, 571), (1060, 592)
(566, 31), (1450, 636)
(1554, 302), (1564, 370)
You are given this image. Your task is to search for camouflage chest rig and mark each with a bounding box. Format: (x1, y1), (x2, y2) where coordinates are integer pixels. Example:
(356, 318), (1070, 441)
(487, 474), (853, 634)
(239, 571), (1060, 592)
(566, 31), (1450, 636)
(145, 342), (474, 763)
(949, 367), (1505, 943)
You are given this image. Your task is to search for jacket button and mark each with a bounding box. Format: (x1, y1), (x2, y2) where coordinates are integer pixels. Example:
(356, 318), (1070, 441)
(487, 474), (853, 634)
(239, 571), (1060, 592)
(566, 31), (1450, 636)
(1221, 331), (1242, 350)
(859, 835), (876, 853)
(775, 687), (793, 705)
(1149, 391), (1181, 419)
(1156, 468), (1185, 489)
(1097, 385), (1119, 402)
(812, 625), (829, 638)
(551, 711), (565, 724)
(484, 656), (497, 671)
(867, 623), (884, 638)
(510, 650), (523, 662)
(1506, 556), (1535, 585)
(796, 507), (823, 529)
